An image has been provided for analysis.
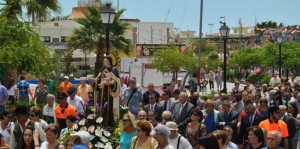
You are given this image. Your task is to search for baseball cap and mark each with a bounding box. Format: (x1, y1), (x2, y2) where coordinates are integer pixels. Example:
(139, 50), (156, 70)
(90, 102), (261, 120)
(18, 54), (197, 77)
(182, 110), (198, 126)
(166, 121), (178, 131)
(177, 77), (182, 81)
(63, 76), (69, 80)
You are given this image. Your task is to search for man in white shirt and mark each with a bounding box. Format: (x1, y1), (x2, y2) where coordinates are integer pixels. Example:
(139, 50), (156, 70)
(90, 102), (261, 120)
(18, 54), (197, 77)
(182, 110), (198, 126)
(67, 87), (84, 116)
(166, 121), (192, 149)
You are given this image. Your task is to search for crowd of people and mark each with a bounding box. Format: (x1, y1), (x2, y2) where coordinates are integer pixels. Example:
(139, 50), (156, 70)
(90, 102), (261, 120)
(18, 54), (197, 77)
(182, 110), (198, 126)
(0, 65), (300, 149)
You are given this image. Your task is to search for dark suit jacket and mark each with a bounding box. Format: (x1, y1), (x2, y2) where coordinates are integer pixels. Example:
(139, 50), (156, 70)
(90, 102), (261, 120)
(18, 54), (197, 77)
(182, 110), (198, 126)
(217, 110), (239, 143)
(143, 103), (163, 121)
(282, 115), (296, 149)
(172, 102), (194, 137)
(238, 113), (264, 144)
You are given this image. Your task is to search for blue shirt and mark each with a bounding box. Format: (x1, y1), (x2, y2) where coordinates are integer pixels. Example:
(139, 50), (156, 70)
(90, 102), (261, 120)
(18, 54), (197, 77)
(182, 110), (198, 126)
(119, 130), (137, 149)
(204, 112), (215, 133)
(17, 80), (30, 95)
(124, 88), (142, 116)
(0, 85), (8, 102)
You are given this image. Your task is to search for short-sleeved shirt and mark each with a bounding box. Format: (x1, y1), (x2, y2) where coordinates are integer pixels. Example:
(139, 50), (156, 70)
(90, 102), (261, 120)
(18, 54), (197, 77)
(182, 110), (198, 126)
(119, 130), (137, 149)
(17, 80), (30, 95)
(124, 88), (142, 116)
(59, 82), (72, 94)
(77, 84), (93, 103)
(0, 85), (8, 103)
(55, 104), (77, 119)
(259, 119), (289, 138)
(55, 103), (77, 130)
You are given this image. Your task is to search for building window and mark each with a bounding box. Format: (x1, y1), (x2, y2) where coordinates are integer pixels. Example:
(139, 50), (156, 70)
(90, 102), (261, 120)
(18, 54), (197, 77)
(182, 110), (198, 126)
(52, 38), (59, 42)
(54, 22), (59, 26)
(44, 36), (50, 42)
(61, 36), (66, 42)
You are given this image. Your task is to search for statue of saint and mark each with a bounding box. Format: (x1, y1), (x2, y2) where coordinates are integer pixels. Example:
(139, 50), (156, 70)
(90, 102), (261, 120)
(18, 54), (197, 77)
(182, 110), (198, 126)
(94, 56), (120, 126)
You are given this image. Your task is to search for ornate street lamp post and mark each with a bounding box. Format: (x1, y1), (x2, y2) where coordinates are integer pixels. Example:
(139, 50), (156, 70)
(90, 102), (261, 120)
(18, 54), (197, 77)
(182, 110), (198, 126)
(99, 3), (116, 56)
(219, 23), (230, 93)
(277, 33), (283, 79)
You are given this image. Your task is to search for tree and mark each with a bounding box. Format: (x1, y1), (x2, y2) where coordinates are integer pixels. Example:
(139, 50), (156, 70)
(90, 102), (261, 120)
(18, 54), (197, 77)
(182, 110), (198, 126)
(151, 46), (183, 82)
(0, 17), (58, 85)
(2, 0), (61, 25)
(68, 5), (132, 76)
(228, 47), (263, 69)
(150, 45), (198, 88)
(23, 0), (61, 25)
(261, 42), (300, 70)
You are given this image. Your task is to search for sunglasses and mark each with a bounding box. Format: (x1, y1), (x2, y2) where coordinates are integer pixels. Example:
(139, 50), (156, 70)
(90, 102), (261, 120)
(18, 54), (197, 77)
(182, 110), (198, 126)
(123, 119), (130, 122)
(30, 114), (36, 117)
(139, 115), (146, 117)
(148, 115), (155, 117)
(193, 114), (199, 116)
(149, 97), (155, 99)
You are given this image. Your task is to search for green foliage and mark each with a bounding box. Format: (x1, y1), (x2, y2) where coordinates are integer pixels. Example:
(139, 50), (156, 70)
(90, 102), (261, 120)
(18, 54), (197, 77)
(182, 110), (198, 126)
(150, 46), (183, 74)
(255, 21), (284, 35)
(261, 42), (300, 69)
(0, 18), (58, 76)
(228, 47), (263, 68)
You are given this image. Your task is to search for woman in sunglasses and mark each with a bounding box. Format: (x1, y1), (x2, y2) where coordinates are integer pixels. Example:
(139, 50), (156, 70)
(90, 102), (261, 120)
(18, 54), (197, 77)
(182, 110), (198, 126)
(257, 97), (269, 120)
(186, 107), (207, 149)
(117, 113), (137, 149)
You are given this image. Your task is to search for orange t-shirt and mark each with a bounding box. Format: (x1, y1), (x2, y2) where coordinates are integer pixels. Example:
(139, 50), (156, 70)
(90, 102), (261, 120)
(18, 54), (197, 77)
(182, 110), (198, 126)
(259, 119), (289, 138)
(55, 104), (77, 119)
(59, 82), (73, 94)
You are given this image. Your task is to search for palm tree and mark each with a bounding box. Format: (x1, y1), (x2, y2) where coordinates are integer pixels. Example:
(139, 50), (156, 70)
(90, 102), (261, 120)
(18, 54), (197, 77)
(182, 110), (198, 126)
(22, 0), (61, 25)
(68, 5), (132, 76)
(2, 0), (61, 25)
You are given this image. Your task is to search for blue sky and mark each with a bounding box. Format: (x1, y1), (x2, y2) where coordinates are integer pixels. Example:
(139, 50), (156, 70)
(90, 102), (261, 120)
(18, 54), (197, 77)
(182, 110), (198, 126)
(44, 0), (300, 35)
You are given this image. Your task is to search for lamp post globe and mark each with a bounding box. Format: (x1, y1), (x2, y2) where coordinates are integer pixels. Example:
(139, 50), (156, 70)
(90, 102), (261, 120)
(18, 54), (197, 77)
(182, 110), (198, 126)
(99, 3), (116, 56)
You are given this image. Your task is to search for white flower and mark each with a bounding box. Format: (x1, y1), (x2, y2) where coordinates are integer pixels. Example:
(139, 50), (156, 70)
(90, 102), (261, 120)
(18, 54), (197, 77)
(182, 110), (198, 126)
(87, 114), (95, 119)
(73, 124), (78, 129)
(95, 127), (102, 137)
(79, 120), (85, 126)
(95, 142), (104, 148)
(103, 130), (111, 137)
(100, 136), (108, 142)
(90, 135), (95, 141)
(88, 125), (95, 133)
(96, 117), (103, 124)
(80, 127), (87, 131)
(104, 142), (112, 149)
